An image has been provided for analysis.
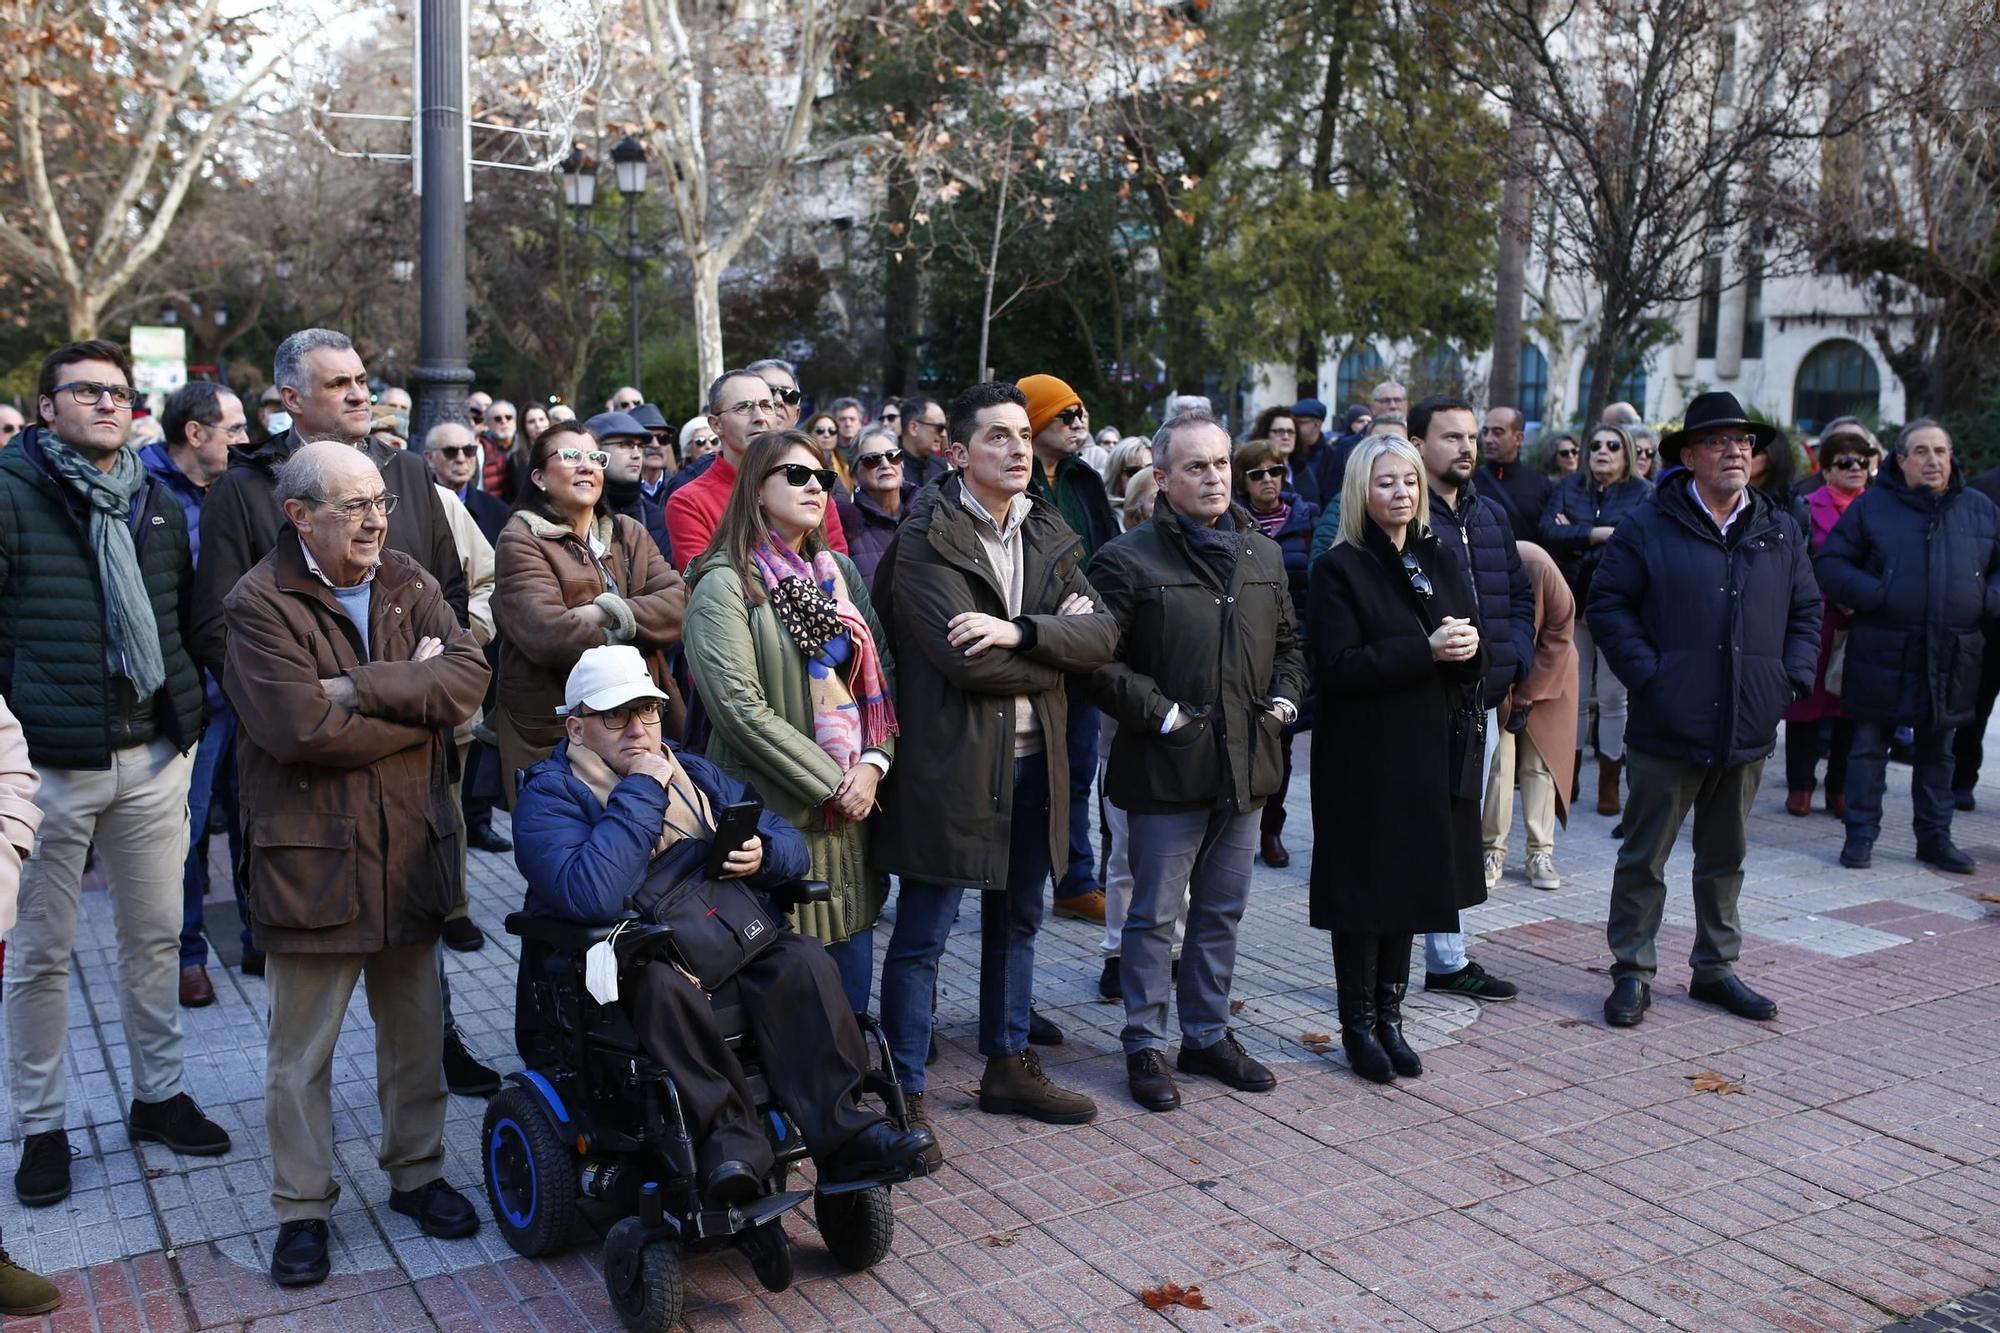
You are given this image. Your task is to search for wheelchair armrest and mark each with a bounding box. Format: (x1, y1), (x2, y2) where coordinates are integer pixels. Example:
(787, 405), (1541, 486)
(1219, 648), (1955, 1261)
(505, 911), (677, 969)
(768, 879), (832, 909)
(613, 920), (679, 968)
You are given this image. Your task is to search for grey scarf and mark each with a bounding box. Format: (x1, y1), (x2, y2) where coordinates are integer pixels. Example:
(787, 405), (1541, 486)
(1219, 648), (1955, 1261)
(41, 437), (165, 697)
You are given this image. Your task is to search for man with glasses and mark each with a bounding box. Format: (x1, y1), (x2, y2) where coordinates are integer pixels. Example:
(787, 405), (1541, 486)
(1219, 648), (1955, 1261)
(898, 394), (951, 491)
(586, 410), (672, 562)
(223, 439), (491, 1287)
(1019, 373), (1121, 928)
(665, 368), (848, 573)
(0, 405), (23, 447)
(1589, 391), (1821, 1029)
(1, 341), (228, 1209)
(630, 403), (677, 500)
(837, 424), (907, 586)
(476, 398), (516, 496)
(746, 358), (804, 429)
(144, 383), (248, 1009)
(1820, 419), (2000, 874)
(605, 385), (643, 414)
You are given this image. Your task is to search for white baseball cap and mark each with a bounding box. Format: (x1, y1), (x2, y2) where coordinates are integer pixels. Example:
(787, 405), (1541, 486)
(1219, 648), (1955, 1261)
(560, 645), (669, 717)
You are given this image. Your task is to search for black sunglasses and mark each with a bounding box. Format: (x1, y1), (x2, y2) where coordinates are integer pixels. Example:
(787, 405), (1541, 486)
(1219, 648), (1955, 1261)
(771, 387), (802, 406)
(765, 462), (839, 491)
(1829, 455), (1869, 471)
(433, 444), (477, 460)
(1057, 406), (1086, 427)
(856, 449), (904, 468)
(1554, 448), (1578, 459)
(1400, 549), (1433, 599)
(1242, 465), (1286, 483)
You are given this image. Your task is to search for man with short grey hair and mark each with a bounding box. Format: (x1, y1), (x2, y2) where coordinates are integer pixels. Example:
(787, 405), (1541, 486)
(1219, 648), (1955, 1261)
(606, 385), (643, 414)
(1371, 381), (1408, 417)
(1088, 410), (1309, 1112)
(746, 358), (803, 429)
(192, 329), (466, 674)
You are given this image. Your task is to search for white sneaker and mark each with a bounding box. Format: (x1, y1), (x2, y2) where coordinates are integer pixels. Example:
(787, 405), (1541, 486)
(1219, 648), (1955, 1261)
(1483, 849), (1504, 890)
(1527, 852), (1560, 890)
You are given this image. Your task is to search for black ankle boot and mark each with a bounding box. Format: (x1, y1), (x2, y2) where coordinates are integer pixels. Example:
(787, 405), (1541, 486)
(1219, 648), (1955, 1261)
(1374, 949), (1422, 1078)
(1331, 932), (1394, 1084)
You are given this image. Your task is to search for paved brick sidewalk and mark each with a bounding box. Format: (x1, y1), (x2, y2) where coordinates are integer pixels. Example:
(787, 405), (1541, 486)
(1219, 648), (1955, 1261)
(6, 732), (2000, 1331)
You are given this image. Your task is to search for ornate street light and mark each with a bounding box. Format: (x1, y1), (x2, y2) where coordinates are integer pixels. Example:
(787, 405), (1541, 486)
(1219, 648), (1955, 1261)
(560, 148), (598, 212)
(610, 136), (648, 198)
(559, 138), (663, 388)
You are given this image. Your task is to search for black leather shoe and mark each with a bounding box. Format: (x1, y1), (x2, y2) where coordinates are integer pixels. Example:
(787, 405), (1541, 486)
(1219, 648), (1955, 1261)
(1126, 1049), (1181, 1112)
(703, 1159), (762, 1206)
(270, 1219), (329, 1286)
(1340, 1028), (1395, 1084)
(441, 915), (486, 952)
(1175, 1031), (1276, 1092)
(1918, 840), (1977, 874)
(1603, 977), (1651, 1028)
(443, 1027), (501, 1097)
(389, 1178), (480, 1238)
(1688, 974), (1778, 1022)
(468, 825), (513, 854)
(1097, 957), (1121, 1001)
(1373, 1023), (1422, 1078)
(1839, 836), (1873, 869)
(821, 1121), (936, 1184)
(13, 1130), (70, 1207)
(127, 1093), (231, 1156)
(1027, 1009), (1062, 1046)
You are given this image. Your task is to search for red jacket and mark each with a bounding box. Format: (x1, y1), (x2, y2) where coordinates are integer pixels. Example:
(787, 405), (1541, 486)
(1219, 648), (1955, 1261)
(664, 452), (847, 573)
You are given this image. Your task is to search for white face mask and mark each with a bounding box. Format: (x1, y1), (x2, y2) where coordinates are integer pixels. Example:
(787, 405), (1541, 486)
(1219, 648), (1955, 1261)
(266, 410), (293, 436)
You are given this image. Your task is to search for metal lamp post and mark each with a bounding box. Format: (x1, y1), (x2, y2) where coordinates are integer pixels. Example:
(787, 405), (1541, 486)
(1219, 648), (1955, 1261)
(410, 0), (474, 450)
(561, 137), (663, 389)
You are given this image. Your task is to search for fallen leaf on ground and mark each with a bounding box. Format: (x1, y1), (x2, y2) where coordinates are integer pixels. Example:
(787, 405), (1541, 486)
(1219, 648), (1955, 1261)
(1140, 1281), (1213, 1311)
(1300, 1030), (1335, 1053)
(1229, 998), (1245, 1014)
(1684, 1070), (1745, 1095)
(1973, 891), (2000, 903)
(987, 1230), (1019, 1247)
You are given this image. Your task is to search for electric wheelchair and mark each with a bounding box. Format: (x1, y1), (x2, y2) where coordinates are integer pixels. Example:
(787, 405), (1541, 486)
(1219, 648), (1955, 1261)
(483, 881), (924, 1332)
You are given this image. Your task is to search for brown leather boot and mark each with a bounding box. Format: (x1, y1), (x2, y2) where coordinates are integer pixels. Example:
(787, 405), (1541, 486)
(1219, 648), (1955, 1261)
(1597, 756), (1623, 816)
(978, 1049), (1097, 1124)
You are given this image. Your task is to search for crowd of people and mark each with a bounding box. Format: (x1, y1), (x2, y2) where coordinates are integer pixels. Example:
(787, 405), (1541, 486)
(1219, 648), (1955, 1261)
(0, 326), (1990, 1314)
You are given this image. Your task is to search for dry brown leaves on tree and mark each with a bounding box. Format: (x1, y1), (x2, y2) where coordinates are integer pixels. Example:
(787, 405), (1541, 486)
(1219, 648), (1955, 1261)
(1140, 1281), (1212, 1311)
(1685, 1070), (1745, 1095)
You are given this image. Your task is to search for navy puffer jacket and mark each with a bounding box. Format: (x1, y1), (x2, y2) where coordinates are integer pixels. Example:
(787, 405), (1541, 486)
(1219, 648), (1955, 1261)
(1588, 472), (1822, 768)
(1813, 464), (2000, 730)
(1538, 471), (1652, 624)
(1430, 483), (1535, 710)
(1253, 491), (1321, 628)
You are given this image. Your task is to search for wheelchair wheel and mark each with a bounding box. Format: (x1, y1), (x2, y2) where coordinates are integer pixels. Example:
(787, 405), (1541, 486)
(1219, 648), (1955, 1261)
(483, 1086), (578, 1258)
(815, 1186), (895, 1271)
(605, 1219), (683, 1332)
(741, 1214), (794, 1293)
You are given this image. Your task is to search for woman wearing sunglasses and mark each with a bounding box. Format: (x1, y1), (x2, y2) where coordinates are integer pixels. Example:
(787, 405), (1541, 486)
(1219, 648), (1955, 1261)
(683, 429), (898, 1015)
(834, 424), (908, 587)
(1781, 427), (1877, 817)
(1540, 421), (1651, 817)
(492, 422), (688, 796)
(1233, 437), (1320, 869)
(1308, 437), (1486, 1084)
(803, 411), (856, 498)
(1540, 431), (1581, 479)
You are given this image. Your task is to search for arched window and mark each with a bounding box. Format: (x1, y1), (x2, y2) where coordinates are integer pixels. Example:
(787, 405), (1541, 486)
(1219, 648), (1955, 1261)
(1335, 343), (1385, 408)
(1578, 358), (1650, 418)
(1518, 343), (1549, 424)
(1792, 339), (1879, 432)
(1413, 345), (1465, 397)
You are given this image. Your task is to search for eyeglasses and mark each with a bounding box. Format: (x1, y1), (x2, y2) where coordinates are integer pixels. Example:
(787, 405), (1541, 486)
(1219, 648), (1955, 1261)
(579, 698), (663, 729)
(913, 417), (948, 432)
(856, 449), (904, 469)
(879, 412), (900, 424)
(1399, 549), (1433, 599)
(1242, 465), (1286, 483)
(1590, 440), (1623, 454)
(52, 381), (136, 410)
(1693, 432), (1757, 452)
(1829, 456), (1870, 471)
(812, 425), (839, 437)
(1057, 406), (1086, 427)
(551, 447), (610, 467)
(433, 444), (477, 460)
(1268, 426), (1297, 437)
(723, 398), (780, 418)
(1554, 448), (1578, 460)
(765, 462), (839, 491)
(0, 422), (18, 438)
(320, 492), (398, 520)
(1635, 447), (1656, 460)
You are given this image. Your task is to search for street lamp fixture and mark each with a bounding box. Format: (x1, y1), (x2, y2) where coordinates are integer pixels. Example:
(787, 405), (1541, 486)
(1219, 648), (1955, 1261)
(560, 148), (597, 213)
(390, 258), (415, 284)
(610, 136), (649, 198)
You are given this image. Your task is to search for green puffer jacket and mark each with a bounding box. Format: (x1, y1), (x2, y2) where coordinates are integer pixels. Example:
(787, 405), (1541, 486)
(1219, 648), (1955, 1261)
(683, 551), (894, 946)
(0, 427), (205, 769)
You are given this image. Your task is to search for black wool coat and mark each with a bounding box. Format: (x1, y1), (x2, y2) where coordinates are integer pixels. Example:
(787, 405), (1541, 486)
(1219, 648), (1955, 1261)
(1308, 522), (1488, 935)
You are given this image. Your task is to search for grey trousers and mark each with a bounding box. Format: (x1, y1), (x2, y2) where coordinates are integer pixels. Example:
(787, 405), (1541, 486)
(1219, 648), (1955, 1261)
(7, 739), (194, 1133)
(1607, 748), (1763, 985)
(266, 943), (447, 1222)
(1120, 806), (1258, 1054)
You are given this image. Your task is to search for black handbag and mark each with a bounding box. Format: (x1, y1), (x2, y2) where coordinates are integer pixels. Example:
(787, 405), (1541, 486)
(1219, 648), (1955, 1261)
(629, 842), (781, 991)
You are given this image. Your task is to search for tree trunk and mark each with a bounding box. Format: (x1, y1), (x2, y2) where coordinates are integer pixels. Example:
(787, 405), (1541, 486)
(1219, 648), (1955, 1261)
(880, 153), (921, 396)
(691, 249), (726, 388)
(1580, 326), (1622, 428)
(66, 288), (101, 340)
(1489, 109), (1531, 412)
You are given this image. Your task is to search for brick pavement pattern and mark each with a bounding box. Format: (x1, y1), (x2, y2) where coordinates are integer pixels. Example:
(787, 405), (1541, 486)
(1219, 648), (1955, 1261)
(6, 730), (2000, 1331)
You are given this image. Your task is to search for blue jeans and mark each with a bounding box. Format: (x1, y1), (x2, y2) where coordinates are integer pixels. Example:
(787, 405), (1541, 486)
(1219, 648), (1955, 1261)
(1056, 688), (1100, 899)
(178, 707), (244, 965)
(824, 927), (876, 1019)
(1845, 720), (1955, 847)
(880, 754), (1051, 1092)
(1121, 806), (1257, 1053)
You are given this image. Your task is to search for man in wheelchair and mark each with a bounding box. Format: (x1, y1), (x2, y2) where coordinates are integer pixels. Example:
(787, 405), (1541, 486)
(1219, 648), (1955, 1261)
(512, 647), (936, 1204)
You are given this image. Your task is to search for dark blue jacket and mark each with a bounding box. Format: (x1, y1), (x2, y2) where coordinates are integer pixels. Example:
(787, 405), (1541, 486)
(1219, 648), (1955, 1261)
(455, 483), (512, 548)
(139, 444), (225, 714)
(1430, 482), (1534, 710)
(1814, 465), (2000, 730)
(513, 739), (811, 925)
(1256, 491), (1320, 629)
(1538, 472), (1652, 624)
(1588, 472), (1822, 767)
(1287, 443), (1339, 509)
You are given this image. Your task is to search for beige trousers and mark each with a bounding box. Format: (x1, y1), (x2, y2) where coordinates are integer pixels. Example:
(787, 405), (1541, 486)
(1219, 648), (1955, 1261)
(1482, 727), (1557, 857)
(265, 943), (447, 1221)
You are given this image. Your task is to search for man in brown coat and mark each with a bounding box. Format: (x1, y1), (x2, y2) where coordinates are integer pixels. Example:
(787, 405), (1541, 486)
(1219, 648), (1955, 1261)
(223, 442), (490, 1288)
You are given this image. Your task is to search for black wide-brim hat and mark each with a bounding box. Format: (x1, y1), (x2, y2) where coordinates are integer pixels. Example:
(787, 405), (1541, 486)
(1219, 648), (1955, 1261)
(1660, 391), (1778, 466)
